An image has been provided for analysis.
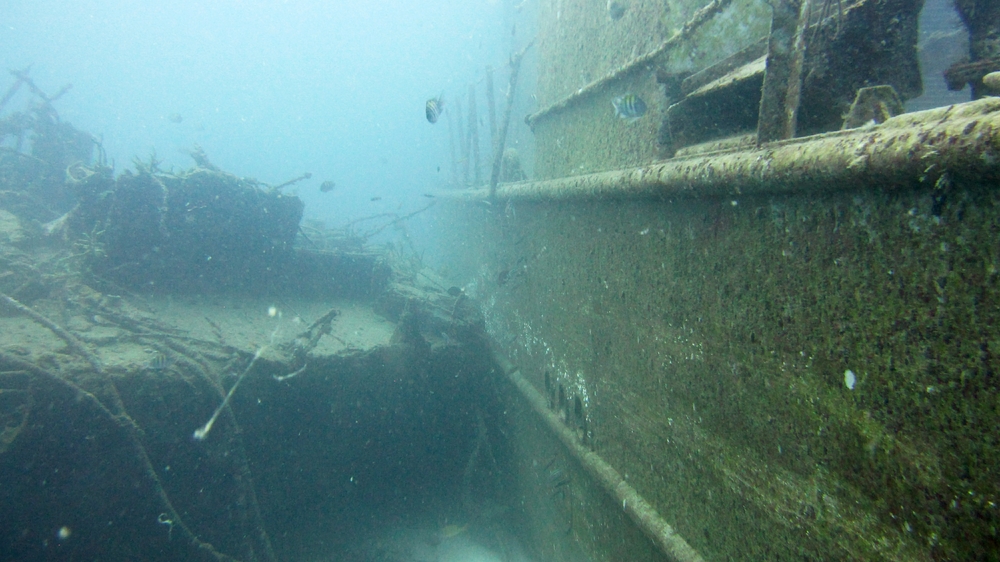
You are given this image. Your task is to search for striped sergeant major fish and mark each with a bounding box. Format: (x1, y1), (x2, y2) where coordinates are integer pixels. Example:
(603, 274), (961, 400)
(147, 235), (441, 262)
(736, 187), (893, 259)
(145, 352), (175, 371)
(425, 94), (444, 124)
(612, 93), (647, 121)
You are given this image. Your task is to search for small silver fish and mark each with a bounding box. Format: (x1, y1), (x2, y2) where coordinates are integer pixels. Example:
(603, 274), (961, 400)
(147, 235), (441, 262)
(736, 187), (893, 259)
(426, 95), (444, 124)
(145, 353), (175, 371)
(612, 93), (647, 121)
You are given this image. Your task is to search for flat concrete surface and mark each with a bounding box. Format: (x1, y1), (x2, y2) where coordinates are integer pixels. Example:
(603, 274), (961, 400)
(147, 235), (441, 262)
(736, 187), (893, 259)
(0, 291), (397, 372)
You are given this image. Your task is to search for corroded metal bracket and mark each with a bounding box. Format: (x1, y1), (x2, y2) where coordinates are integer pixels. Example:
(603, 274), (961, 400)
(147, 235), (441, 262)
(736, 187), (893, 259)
(757, 0), (812, 143)
(662, 0), (924, 153)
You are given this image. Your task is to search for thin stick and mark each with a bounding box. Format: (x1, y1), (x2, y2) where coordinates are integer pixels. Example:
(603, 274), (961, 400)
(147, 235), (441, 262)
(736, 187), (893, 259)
(1, 280), (265, 561)
(193, 347), (265, 441)
(455, 97), (468, 186)
(273, 362), (307, 382)
(358, 200), (437, 240)
(343, 212), (398, 229)
(271, 172), (312, 191)
(48, 83), (73, 102)
(462, 91), (473, 186)
(152, 338), (276, 562)
(9, 67), (51, 101)
(0, 71), (26, 112)
(297, 226), (319, 249)
(304, 307), (340, 335)
(0, 291), (103, 373)
(489, 41), (534, 200)
(447, 96), (460, 186)
(0, 352), (241, 562)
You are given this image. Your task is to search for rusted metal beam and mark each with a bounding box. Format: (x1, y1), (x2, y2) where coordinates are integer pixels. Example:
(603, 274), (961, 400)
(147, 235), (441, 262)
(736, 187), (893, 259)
(444, 97), (1000, 203)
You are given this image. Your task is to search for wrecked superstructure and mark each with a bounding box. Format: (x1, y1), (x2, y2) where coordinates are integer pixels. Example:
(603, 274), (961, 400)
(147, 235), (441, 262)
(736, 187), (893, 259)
(0, 73), (513, 562)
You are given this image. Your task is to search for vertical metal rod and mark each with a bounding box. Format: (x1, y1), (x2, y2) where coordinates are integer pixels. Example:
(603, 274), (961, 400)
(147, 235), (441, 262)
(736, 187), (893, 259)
(486, 65), (498, 157)
(490, 41), (533, 200)
(469, 84), (481, 186)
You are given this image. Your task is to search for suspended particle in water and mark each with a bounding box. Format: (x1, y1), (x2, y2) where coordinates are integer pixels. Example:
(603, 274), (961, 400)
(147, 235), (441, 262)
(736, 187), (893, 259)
(844, 369), (856, 390)
(607, 0), (627, 20)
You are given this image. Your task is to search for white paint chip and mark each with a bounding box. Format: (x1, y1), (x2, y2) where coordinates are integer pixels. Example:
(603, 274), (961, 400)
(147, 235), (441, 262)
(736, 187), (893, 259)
(844, 369), (856, 390)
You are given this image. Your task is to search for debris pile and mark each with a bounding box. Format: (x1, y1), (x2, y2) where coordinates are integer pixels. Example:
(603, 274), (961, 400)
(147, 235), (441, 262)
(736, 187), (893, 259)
(68, 153), (305, 293)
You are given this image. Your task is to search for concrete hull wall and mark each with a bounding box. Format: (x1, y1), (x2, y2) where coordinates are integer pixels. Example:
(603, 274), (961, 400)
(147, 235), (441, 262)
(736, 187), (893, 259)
(434, 1), (996, 559)
(436, 172), (1000, 559)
